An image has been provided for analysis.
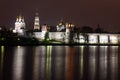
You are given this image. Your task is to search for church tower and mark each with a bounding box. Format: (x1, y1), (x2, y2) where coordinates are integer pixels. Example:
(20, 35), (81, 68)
(13, 15), (25, 35)
(34, 12), (40, 30)
(56, 19), (65, 31)
(65, 23), (75, 43)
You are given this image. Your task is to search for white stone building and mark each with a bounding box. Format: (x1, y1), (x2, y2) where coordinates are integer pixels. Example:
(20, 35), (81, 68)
(13, 15), (25, 35)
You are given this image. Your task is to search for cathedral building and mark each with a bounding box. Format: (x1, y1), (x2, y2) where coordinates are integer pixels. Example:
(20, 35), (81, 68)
(13, 15), (25, 35)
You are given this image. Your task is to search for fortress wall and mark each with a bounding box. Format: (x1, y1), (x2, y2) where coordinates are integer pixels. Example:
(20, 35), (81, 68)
(33, 31), (120, 44)
(49, 32), (65, 41)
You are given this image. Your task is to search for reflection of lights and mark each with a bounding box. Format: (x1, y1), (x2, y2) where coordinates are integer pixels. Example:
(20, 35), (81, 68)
(33, 46), (41, 80)
(46, 46), (52, 80)
(0, 46), (4, 73)
(89, 46), (96, 80)
(80, 46), (84, 79)
(100, 35), (108, 43)
(66, 47), (74, 80)
(109, 46), (118, 79)
(12, 46), (25, 80)
(39, 46), (46, 80)
(99, 46), (108, 80)
(89, 35), (98, 43)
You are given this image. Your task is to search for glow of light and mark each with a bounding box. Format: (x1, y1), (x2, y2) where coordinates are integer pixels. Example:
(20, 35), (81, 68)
(1, 37), (5, 41)
(79, 36), (85, 43)
(89, 35), (98, 43)
(100, 35), (108, 43)
(110, 35), (118, 44)
(18, 38), (20, 41)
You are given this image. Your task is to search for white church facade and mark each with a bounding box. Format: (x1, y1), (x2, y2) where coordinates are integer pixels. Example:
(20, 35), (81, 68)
(13, 15), (26, 35)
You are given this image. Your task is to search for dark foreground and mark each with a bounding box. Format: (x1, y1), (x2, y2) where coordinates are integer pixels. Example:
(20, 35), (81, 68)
(0, 46), (120, 80)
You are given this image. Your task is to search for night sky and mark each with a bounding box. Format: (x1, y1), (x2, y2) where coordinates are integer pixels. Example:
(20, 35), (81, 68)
(0, 0), (120, 32)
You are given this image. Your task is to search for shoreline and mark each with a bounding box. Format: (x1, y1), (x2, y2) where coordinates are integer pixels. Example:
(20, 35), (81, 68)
(1, 43), (120, 46)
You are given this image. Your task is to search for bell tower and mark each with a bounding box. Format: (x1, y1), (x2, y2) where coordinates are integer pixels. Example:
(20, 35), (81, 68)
(34, 12), (40, 30)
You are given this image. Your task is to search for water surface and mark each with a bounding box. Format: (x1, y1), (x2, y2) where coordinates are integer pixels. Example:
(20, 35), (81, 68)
(0, 46), (120, 80)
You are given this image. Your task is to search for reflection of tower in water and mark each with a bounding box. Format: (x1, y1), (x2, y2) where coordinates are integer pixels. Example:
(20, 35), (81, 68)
(51, 46), (65, 80)
(12, 46), (26, 80)
(33, 46), (42, 80)
(33, 46), (46, 80)
(45, 46), (52, 80)
(65, 46), (74, 80)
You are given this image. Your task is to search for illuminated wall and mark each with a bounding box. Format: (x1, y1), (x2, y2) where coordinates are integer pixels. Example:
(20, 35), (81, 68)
(49, 32), (65, 41)
(99, 35), (108, 43)
(79, 35), (85, 43)
(109, 34), (118, 44)
(88, 34), (98, 43)
(33, 32), (42, 39)
(33, 31), (120, 44)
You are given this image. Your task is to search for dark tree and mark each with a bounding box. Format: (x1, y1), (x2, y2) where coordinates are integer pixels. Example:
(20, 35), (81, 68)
(80, 26), (93, 33)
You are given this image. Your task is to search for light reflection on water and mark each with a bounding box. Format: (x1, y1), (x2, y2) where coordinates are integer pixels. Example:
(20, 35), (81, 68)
(108, 46), (118, 80)
(89, 46), (96, 80)
(80, 46), (84, 79)
(99, 46), (108, 80)
(12, 46), (26, 80)
(0, 46), (120, 80)
(0, 46), (4, 80)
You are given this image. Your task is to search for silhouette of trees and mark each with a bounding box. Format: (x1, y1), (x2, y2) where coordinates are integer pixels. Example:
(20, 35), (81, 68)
(80, 26), (93, 33)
